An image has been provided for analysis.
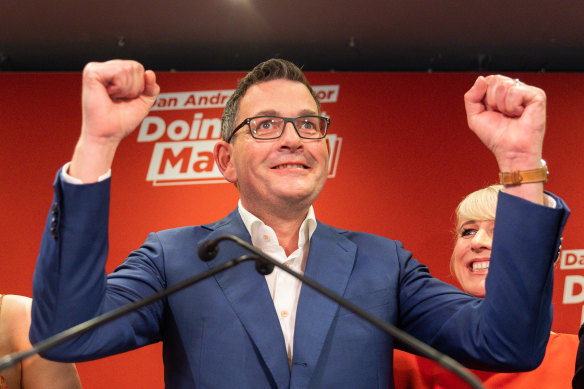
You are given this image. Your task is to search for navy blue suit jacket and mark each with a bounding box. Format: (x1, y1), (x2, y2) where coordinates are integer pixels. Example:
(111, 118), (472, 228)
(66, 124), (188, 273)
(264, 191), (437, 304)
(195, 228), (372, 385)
(31, 172), (569, 388)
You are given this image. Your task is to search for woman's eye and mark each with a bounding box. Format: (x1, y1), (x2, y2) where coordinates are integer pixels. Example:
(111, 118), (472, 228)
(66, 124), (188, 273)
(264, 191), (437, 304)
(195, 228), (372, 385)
(461, 228), (477, 237)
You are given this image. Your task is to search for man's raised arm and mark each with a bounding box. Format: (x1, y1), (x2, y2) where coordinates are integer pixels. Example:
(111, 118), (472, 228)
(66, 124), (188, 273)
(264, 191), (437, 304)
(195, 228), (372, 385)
(70, 60), (159, 182)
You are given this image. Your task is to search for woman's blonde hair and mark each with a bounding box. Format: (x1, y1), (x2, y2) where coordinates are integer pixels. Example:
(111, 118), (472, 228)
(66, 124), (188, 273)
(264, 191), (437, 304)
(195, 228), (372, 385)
(454, 184), (502, 232)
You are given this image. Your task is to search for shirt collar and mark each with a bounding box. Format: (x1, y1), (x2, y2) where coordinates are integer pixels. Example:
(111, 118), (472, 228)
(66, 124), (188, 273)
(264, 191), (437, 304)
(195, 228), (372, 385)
(237, 200), (317, 249)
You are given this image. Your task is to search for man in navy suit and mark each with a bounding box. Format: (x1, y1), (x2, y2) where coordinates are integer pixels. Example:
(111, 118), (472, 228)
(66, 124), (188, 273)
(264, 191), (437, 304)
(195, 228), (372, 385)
(30, 59), (568, 388)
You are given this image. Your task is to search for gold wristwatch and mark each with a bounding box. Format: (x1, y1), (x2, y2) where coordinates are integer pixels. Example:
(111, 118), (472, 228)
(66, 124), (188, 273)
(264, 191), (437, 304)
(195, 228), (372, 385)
(499, 159), (549, 186)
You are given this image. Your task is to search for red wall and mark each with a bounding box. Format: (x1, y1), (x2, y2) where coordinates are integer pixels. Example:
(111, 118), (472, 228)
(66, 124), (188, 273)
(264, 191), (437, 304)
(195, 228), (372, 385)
(1, 71), (583, 388)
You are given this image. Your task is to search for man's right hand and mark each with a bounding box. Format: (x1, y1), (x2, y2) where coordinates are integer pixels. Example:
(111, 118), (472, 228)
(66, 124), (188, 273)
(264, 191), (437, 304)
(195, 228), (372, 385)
(69, 60), (160, 183)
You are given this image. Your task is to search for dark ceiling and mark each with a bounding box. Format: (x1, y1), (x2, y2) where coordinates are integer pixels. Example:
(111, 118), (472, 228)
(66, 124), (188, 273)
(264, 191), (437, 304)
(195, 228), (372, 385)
(1, 0), (584, 72)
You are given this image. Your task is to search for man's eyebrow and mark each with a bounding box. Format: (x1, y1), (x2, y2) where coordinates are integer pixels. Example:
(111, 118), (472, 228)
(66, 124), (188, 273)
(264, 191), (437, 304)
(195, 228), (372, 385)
(298, 109), (319, 116)
(253, 110), (278, 116)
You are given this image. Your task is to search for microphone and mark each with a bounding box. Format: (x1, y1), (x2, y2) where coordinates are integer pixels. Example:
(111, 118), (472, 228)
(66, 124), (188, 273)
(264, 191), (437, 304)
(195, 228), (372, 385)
(198, 237), (221, 261)
(203, 234), (485, 389)
(198, 236), (273, 274)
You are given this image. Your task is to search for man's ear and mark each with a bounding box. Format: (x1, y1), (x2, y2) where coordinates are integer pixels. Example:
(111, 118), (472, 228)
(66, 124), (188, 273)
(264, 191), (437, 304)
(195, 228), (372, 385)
(214, 140), (237, 183)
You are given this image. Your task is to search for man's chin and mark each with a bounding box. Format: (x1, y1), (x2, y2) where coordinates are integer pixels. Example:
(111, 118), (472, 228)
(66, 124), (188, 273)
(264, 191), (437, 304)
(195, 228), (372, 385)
(272, 186), (319, 205)
(264, 176), (327, 206)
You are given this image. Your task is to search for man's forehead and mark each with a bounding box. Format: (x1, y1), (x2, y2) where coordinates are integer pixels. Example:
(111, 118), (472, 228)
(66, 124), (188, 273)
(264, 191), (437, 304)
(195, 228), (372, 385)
(245, 78), (312, 96)
(239, 79), (318, 114)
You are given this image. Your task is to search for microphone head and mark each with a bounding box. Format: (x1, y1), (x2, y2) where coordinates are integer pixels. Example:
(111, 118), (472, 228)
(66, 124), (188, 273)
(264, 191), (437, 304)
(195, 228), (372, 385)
(198, 240), (219, 262)
(254, 258), (274, 275)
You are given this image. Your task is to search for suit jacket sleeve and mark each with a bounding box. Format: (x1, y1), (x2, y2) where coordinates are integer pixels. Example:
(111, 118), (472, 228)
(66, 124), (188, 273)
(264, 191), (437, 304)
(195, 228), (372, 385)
(30, 170), (166, 361)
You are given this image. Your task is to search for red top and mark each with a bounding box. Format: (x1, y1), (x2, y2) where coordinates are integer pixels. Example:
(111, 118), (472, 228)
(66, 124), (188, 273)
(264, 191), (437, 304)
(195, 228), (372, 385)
(394, 332), (579, 388)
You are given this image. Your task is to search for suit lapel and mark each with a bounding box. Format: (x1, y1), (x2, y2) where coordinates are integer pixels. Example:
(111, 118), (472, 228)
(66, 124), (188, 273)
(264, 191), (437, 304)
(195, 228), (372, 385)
(291, 223), (357, 387)
(200, 210), (290, 388)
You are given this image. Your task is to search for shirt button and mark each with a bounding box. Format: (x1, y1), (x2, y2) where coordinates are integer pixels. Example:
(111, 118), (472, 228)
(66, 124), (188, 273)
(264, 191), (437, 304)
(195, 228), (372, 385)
(263, 234), (270, 242)
(281, 310), (289, 317)
(283, 262), (290, 268)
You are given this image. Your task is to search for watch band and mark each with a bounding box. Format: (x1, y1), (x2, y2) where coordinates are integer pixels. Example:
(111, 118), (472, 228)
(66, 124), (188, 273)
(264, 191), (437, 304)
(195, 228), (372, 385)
(499, 159), (549, 186)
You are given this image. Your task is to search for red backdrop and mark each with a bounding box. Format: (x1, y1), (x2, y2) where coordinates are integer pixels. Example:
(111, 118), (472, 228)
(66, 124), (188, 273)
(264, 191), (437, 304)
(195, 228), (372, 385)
(1, 70), (583, 388)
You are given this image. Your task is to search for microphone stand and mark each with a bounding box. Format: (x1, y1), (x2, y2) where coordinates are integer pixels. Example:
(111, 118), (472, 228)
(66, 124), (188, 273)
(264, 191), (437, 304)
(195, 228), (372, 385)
(0, 254), (262, 372)
(200, 234), (484, 389)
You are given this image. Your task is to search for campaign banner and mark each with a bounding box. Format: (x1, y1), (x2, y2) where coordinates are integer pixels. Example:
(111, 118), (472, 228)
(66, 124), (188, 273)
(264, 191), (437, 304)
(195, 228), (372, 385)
(2, 70), (583, 389)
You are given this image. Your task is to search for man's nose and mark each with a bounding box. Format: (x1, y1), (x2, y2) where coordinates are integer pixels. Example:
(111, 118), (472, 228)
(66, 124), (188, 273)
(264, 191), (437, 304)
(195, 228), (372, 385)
(278, 122), (303, 148)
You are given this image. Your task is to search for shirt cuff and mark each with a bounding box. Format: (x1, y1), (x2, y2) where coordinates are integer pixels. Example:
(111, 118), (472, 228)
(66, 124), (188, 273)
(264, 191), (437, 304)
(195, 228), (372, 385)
(61, 162), (111, 184)
(544, 193), (557, 208)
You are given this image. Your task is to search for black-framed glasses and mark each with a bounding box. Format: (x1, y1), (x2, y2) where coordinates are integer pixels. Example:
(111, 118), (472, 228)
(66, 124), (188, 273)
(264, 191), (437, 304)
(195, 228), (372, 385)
(227, 115), (330, 143)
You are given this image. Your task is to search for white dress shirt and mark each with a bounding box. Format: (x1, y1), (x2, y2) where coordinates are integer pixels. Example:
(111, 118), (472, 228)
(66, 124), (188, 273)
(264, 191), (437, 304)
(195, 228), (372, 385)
(238, 201), (317, 365)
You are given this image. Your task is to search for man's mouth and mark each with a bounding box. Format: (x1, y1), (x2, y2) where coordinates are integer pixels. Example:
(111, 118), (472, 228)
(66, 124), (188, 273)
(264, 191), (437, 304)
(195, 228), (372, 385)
(471, 261), (489, 272)
(272, 163), (308, 169)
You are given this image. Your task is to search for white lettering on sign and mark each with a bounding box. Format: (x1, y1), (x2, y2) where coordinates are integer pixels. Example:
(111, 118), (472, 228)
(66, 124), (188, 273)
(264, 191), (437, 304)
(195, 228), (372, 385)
(560, 249), (584, 269)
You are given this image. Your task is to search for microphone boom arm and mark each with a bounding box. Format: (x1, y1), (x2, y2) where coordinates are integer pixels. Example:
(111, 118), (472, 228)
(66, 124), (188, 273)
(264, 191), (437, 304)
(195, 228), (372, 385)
(204, 234), (484, 389)
(0, 254), (260, 372)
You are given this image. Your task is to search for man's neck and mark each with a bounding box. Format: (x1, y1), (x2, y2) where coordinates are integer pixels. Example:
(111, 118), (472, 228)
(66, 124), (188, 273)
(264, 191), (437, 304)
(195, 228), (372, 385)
(243, 202), (309, 256)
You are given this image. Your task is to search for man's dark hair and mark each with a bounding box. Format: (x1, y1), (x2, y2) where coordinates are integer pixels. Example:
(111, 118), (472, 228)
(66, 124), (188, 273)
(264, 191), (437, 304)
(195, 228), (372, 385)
(221, 58), (321, 141)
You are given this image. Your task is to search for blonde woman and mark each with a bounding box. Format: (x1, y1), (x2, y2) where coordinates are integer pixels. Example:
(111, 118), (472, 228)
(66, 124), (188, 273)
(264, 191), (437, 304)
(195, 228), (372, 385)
(394, 185), (578, 388)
